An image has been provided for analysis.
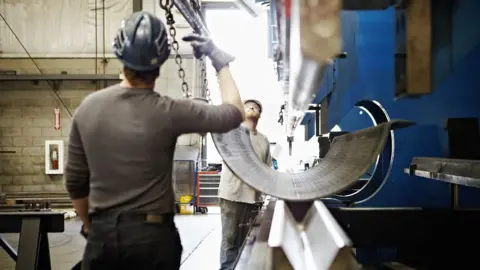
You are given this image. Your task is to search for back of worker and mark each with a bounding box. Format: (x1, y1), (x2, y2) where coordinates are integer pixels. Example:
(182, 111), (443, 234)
(65, 11), (245, 270)
(74, 86), (241, 214)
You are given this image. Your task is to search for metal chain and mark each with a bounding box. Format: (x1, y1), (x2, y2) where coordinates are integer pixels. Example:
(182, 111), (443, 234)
(199, 57), (212, 104)
(186, 0), (215, 104)
(159, 0), (191, 98)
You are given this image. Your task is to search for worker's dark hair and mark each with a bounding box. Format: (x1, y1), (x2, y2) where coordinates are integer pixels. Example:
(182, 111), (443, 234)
(123, 67), (160, 85)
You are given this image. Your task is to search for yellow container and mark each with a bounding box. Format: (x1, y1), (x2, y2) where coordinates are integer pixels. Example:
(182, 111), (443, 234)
(6, 199), (15, 206)
(179, 203), (194, 214)
(179, 195), (192, 204)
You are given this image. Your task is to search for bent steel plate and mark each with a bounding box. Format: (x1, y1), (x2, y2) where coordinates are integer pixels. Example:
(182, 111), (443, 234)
(212, 120), (412, 201)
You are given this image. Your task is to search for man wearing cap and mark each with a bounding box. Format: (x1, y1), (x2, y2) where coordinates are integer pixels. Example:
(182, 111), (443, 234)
(65, 11), (245, 270)
(217, 99), (272, 270)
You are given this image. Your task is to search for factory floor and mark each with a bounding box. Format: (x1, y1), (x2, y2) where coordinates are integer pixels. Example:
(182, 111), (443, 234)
(0, 208), (222, 270)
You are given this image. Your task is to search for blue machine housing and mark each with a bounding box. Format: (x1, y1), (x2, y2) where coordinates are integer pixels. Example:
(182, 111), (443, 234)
(299, 0), (480, 209)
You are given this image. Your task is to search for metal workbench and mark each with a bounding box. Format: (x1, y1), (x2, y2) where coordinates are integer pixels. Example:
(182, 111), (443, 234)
(0, 210), (65, 270)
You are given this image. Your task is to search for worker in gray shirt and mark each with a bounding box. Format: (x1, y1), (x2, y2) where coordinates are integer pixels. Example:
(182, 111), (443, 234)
(218, 99), (272, 270)
(65, 11), (245, 270)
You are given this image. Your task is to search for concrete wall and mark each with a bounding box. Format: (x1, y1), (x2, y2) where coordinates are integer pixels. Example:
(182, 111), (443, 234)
(0, 0), (204, 194)
(0, 0), (195, 56)
(0, 57), (201, 194)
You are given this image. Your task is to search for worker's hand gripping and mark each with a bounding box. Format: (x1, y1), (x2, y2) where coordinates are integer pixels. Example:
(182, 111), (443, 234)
(182, 33), (235, 72)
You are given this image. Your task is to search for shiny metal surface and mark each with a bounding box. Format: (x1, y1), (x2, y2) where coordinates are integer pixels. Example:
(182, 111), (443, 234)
(284, 0), (341, 136)
(212, 120), (412, 200)
(268, 200), (358, 270)
(303, 201), (357, 270)
(333, 100), (395, 204)
(405, 157), (480, 188)
(172, 0), (210, 36)
(286, 59), (329, 136)
(269, 200), (305, 269)
(276, 0), (291, 101)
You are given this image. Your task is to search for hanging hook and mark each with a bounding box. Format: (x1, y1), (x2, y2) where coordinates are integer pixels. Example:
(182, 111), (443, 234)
(159, 0), (174, 10)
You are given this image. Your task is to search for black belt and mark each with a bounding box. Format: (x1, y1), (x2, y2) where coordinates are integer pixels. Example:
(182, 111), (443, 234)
(91, 211), (175, 225)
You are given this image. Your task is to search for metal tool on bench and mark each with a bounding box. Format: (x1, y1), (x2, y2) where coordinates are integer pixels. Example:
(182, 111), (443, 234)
(22, 200), (51, 211)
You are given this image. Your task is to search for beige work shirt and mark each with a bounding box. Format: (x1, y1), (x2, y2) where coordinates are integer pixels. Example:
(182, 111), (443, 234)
(218, 129), (272, 204)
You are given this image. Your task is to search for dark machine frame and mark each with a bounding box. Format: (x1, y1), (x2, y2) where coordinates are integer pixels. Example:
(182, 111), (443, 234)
(0, 211), (64, 270)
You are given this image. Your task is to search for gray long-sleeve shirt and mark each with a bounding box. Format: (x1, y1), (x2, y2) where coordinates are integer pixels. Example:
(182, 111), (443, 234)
(65, 84), (243, 214)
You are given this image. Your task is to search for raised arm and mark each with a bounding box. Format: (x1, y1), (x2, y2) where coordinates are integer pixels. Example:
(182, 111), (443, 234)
(216, 67), (244, 119)
(171, 99), (243, 134)
(183, 34), (245, 120)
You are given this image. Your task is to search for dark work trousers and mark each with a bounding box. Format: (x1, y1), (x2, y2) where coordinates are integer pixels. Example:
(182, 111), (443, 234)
(219, 198), (259, 270)
(81, 211), (183, 270)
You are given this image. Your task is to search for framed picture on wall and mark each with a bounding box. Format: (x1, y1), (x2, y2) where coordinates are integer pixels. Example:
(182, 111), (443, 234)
(45, 140), (65, 175)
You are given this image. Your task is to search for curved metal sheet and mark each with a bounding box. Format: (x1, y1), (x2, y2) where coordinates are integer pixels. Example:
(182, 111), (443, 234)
(212, 120), (410, 201)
